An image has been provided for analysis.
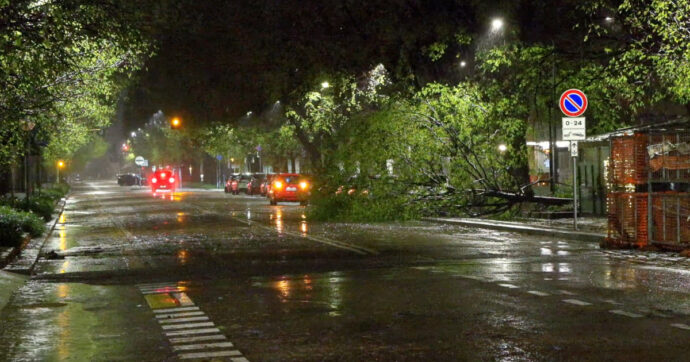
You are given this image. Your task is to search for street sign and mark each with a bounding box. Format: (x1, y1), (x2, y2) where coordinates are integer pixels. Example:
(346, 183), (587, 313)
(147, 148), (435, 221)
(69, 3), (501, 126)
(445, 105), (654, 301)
(135, 156), (147, 166)
(559, 89), (588, 117)
(570, 141), (578, 157)
(216, 155), (222, 161)
(562, 117), (586, 140)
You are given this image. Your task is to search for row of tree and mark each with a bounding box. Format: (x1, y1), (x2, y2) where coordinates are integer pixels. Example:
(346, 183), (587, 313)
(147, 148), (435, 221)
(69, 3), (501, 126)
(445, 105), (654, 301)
(125, 0), (690, 218)
(0, 0), (151, 184)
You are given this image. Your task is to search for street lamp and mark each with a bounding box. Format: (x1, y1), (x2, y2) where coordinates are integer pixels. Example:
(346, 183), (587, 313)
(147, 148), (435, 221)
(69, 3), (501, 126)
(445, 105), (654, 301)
(56, 160), (65, 184)
(460, 61), (467, 68)
(170, 117), (181, 129)
(491, 18), (504, 33)
(605, 16), (614, 23)
(498, 144), (508, 153)
(321, 81), (330, 89)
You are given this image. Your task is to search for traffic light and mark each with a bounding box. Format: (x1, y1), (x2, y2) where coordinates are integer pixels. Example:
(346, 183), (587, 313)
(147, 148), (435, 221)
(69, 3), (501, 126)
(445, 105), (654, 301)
(170, 117), (181, 129)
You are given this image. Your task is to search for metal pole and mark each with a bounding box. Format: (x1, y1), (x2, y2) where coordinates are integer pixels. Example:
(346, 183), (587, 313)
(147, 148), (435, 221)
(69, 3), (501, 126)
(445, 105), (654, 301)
(56, 165), (60, 184)
(573, 156), (578, 230)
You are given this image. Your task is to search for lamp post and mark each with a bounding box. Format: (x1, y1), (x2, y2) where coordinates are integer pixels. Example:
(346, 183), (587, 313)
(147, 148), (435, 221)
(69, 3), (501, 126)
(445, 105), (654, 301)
(56, 160), (65, 184)
(22, 120), (36, 198)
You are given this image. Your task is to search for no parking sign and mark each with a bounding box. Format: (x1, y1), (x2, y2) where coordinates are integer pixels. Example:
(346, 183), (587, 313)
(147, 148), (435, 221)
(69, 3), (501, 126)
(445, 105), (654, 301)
(559, 89), (587, 117)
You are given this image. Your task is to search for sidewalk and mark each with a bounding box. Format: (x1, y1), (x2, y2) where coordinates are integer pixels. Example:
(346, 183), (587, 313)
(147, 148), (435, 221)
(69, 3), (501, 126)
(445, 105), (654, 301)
(423, 216), (606, 243)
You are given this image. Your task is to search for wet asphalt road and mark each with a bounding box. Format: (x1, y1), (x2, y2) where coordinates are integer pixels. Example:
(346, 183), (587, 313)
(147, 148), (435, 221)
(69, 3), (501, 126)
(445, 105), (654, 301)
(2, 181), (690, 361)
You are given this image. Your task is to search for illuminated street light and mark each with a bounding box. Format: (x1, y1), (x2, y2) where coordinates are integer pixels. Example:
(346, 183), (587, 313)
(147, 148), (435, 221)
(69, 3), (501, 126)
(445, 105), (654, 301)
(491, 18), (504, 33)
(460, 61), (467, 68)
(321, 81), (330, 89)
(605, 16), (614, 23)
(247, 111), (253, 116)
(56, 160), (65, 183)
(131, 131), (136, 137)
(171, 117), (181, 129)
(498, 144), (508, 153)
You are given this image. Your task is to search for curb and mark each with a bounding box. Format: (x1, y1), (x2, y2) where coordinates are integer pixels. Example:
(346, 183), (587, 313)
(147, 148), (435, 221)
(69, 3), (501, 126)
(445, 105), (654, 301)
(2, 196), (68, 275)
(422, 217), (605, 243)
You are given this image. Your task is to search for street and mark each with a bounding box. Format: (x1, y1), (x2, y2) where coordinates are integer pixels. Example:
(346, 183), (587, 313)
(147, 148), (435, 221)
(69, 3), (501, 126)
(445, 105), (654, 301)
(0, 181), (688, 360)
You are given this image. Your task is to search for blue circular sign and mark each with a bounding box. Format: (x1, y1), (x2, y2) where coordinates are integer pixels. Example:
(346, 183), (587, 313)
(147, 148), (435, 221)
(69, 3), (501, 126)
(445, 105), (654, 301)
(559, 89), (588, 117)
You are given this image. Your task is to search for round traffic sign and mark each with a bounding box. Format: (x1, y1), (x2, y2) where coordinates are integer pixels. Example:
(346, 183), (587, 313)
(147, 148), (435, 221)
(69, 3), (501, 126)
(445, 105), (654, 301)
(559, 89), (588, 117)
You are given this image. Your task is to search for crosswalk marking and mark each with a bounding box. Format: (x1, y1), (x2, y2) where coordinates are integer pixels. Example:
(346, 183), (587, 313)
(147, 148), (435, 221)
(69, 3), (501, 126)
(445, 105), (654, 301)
(172, 342), (235, 352)
(153, 306), (200, 313)
(179, 350), (243, 359)
(165, 328), (221, 337)
(159, 316), (210, 324)
(161, 322), (215, 330)
(169, 335), (227, 344)
(156, 311), (205, 319)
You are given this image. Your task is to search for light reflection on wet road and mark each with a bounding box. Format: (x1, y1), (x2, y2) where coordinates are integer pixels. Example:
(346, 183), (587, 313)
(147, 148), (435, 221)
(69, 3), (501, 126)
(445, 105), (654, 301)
(2, 181), (690, 360)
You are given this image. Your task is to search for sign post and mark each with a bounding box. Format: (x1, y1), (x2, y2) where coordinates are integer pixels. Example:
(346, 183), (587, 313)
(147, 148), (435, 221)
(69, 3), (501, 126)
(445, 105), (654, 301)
(559, 89), (588, 231)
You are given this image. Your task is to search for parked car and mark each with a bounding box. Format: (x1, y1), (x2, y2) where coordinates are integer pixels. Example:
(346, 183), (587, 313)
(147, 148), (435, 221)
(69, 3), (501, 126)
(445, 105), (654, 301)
(225, 176), (239, 194)
(117, 173), (141, 186)
(246, 174), (265, 195)
(260, 174), (275, 196)
(267, 173), (311, 205)
(236, 174), (251, 193)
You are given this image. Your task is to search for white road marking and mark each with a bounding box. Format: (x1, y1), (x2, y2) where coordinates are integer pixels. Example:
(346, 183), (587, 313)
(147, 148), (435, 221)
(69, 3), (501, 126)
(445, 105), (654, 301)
(231, 358), (250, 362)
(671, 323), (690, 330)
(527, 290), (549, 297)
(179, 350), (242, 359)
(562, 299), (592, 306)
(156, 311), (206, 319)
(455, 275), (488, 282)
(153, 306), (200, 314)
(169, 335), (227, 344)
(558, 290), (576, 295)
(609, 310), (643, 318)
(161, 322), (215, 330)
(602, 299), (622, 305)
(498, 283), (520, 289)
(172, 342), (235, 352)
(165, 328), (221, 337)
(159, 316), (210, 324)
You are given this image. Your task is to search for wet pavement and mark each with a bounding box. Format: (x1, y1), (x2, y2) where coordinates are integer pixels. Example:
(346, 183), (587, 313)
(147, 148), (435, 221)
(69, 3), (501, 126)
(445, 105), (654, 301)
(2, 181), (690, 360)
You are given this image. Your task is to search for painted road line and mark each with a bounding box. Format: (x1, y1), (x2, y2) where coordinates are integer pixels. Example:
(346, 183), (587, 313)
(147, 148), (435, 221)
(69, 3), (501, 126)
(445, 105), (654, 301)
(602, 299), (622, 305)
(498, 283), (520, 289)
(527, 290), (549, 297)
(194, 203), (376, 256)
(172, 292), (195, 306)
(562, 299), (592, 306)
(156, 311), (206, 319)
(161, 322), (215, 330)
(169, 335), (227, 344)
(232, 358), (250, 362)
(558, 290), (577, 295)
(159, 316), (210, 324)
(165, 328), (221, 337)
(172, 342), (235, 352)
(609, 310), (643, 318)
(179, 350), (243, 359)
(671, 323), (690, 330)
(153, 306), (200, 314)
